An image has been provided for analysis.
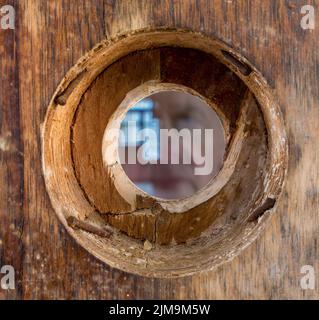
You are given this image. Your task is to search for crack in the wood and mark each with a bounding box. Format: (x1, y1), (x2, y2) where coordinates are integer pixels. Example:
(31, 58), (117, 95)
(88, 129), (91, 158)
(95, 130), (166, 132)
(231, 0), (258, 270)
(248, 197), (276, 222)
(66, 216), (112, 238)
(54, 68), (87, 106)
(221, 50), (252, 76)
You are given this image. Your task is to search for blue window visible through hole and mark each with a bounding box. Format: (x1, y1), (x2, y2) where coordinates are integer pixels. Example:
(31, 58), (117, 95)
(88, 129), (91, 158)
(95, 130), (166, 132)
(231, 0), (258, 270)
(119, 98), (160, 161)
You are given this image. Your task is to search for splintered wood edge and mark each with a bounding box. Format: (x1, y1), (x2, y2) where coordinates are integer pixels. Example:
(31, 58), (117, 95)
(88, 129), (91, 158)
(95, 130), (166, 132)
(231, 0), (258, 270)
(41, 28), (288, 278)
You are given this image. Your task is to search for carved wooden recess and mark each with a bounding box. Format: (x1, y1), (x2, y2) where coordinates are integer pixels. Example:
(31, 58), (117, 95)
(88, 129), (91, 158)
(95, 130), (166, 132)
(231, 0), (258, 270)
(42, 29), (288, 278)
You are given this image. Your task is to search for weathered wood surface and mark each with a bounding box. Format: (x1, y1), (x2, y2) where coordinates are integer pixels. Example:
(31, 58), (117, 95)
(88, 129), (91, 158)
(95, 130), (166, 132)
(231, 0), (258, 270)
(0, 0), (318, 299)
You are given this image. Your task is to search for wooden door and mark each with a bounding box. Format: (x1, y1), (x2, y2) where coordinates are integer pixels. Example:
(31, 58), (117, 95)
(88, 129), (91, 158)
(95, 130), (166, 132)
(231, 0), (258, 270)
(0, 0), (318, 299)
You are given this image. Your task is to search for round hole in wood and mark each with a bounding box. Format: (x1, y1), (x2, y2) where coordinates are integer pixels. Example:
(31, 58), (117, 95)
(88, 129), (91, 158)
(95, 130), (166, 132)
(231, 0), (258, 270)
(107, 88), (226, 200)
(42, 29), (288, 278)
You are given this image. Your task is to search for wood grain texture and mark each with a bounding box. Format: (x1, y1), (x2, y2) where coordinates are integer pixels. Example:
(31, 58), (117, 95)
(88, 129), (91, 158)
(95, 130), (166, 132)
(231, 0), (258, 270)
(72, 49), (161, 214)
(0, 0), (23, 300)
(0, 0), (318, 299)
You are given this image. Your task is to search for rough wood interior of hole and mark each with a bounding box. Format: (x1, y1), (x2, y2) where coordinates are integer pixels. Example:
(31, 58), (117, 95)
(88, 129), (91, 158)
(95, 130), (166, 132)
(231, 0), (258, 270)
(72, 46), (266, 244)
(42, 29), (287, 277)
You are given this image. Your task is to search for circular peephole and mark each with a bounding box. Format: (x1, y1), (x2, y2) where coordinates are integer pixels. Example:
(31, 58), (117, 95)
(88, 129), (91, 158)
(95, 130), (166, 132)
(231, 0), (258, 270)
(43, 29), (288, 278)
(118, 90), (226, 200)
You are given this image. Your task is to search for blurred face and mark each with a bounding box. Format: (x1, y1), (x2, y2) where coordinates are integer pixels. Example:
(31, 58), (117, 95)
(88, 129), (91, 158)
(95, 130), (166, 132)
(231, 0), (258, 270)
(118, 90), (226, 199)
